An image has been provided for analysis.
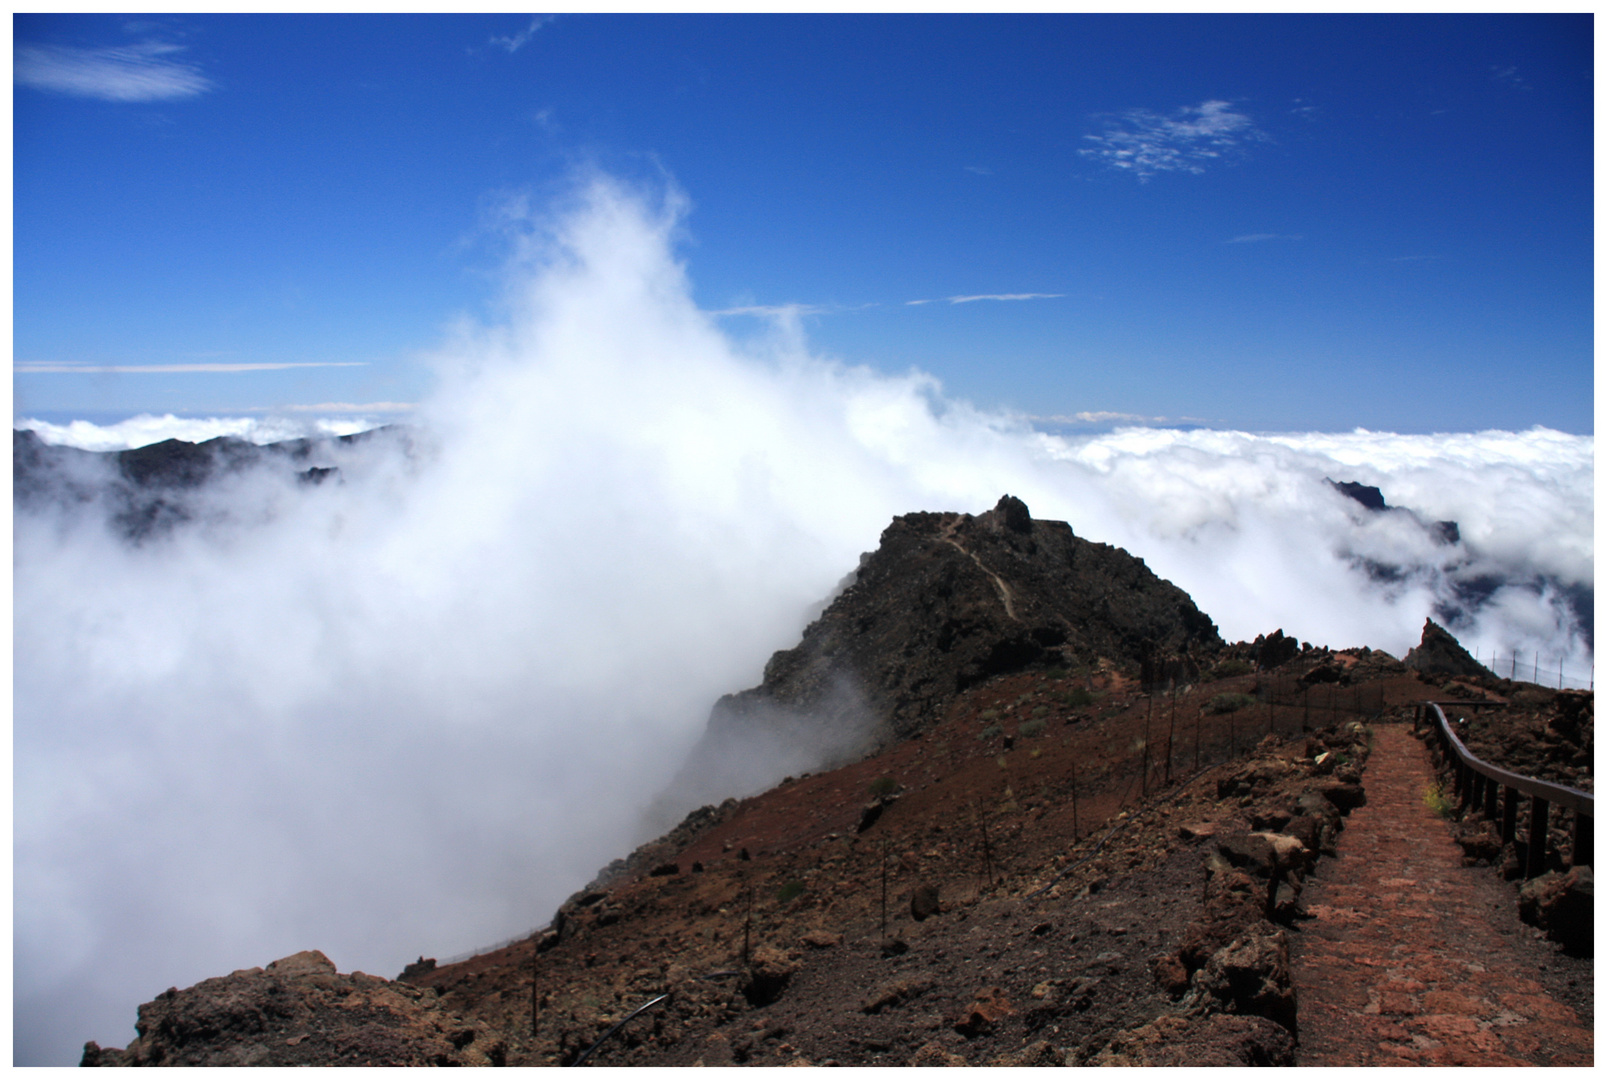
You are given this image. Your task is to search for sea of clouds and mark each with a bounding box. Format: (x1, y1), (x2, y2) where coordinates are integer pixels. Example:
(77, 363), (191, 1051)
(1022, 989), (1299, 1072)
(13, 176), (1593, 1064)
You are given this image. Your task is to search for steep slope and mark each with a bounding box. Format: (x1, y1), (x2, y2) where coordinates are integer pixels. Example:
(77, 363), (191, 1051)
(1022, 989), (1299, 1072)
(663, 495), (1223, 811)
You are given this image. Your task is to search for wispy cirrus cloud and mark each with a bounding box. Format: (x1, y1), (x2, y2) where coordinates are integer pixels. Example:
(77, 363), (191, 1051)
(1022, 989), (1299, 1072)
(710, 303), (829, 319)
(1226, 233), (1302, 244)
(490, 15), (555, 54)
(1491, 64), (1531, 91)
(15, 41), (212, 102)
(1029, 410), (1208, 427)
(15, 361), (368, 374)
(907, 292), (1063, 306)
(1081, 100), (1264, 180)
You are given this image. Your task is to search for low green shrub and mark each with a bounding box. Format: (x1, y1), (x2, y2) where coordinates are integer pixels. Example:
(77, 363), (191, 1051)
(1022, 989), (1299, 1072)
(777, 880), (806, 904)
(1211, 659), (1254, 679)
(868, 776), (897, 799)
(979, 723), (1003, 740)
(1422, 783), (1455, 819)
(1205, 692), (1257, 714)
(1019, 717), (1046, 738)
(1057, 687), (1096, 708)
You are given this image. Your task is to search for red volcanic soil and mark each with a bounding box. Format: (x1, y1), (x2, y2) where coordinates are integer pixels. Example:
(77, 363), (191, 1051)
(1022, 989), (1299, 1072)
(398, 657), (1435, 1066)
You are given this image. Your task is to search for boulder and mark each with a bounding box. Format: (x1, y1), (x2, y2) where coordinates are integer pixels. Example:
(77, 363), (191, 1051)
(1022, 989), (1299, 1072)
(910, 884), (942, 921)
(1518, 865), (1593, 954)
(1192, 926), (1297, 1032)
(951, 986), (1014, 1037)
(744, 945), (799, 1006)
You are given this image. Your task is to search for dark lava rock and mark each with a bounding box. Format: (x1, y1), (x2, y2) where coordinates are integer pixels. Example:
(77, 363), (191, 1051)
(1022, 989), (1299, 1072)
(1518, 865), (1594, 954)
(695, 495), (1222, 750)
(1403, 618), (1493, 681)
(909, 883), (941, 921)
(1253, 630), (1302, 670)
(81, 950), (499, 1066)
(1330, 480), (1387, 511)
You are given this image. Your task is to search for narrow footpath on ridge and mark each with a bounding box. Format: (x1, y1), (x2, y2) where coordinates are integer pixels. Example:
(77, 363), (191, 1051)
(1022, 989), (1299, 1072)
(1291, 723), (1593, 1066)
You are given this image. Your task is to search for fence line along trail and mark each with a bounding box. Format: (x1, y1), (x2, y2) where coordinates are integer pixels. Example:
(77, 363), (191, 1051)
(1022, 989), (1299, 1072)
(1290, 724), (1593, 1066)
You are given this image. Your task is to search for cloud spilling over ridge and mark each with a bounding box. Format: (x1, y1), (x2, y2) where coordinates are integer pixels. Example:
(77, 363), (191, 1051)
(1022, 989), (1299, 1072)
(13, 175), (1593, 1065)
(16, 413), (391, 451)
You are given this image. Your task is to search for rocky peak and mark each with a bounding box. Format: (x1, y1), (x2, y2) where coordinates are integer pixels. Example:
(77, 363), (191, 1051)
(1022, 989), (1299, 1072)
(1403, 618), (1492, 680)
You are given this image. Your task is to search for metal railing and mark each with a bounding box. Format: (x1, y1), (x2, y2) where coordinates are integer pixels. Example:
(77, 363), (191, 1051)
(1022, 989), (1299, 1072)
(1417, 701), (1593, 877)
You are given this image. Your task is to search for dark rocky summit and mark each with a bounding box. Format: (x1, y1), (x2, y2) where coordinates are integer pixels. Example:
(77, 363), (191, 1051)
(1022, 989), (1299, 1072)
(708, 494), (1220, 746)
(1404, 617), (1495, 680)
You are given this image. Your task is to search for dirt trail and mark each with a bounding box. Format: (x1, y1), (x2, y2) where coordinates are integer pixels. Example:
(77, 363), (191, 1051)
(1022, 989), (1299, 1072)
(938, 518), (1019, 621)
(1291, 723), (1593, 1066)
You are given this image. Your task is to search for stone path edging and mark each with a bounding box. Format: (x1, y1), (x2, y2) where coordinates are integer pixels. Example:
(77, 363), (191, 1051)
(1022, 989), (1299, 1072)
(1290, 723), (1593, 1066)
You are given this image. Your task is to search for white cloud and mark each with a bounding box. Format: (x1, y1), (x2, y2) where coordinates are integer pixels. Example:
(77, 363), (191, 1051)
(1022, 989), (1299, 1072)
(963, 165), (993, 175)
(14, 175), (1593, 1065)
(908, 293), (1062, 306)
(710, 303), (828, 319)
(15, 41), (212, 102)
(1491, 64), (1531, 91)
(490, 15), (555, 53)
(15, 361), (368, 374)
(1226, 233), (1301, 244)
(1081, 100), (1264, 180)
(1028, 411), (1195, 427)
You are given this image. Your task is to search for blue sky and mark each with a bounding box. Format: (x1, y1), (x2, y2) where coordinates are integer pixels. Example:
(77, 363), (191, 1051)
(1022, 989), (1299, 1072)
(13, 13), (1594, 433)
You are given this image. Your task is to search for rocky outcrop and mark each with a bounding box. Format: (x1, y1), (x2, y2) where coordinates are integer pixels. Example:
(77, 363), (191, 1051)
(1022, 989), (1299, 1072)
(81, 950), (502, 1067)
(702, 495), (1221, 750)
(1403, 618), (1493, 680)
(1518, 865), (1593, 954)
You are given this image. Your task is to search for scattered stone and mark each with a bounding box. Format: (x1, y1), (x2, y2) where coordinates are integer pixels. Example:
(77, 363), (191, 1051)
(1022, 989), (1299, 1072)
(951, 986), (1014, 1038)
(1085, 1013), (1295, 1066)
(798, 929), (843, 949)
(987, 1039), (1064, 1066)
(860, 975), (933, 1014)
(908, 1040), (969, 1066)
(910, 883), (941, 921)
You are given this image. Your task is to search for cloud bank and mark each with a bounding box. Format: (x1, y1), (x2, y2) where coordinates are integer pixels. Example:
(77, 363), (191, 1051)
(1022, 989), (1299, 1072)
(15, 41), (212, 102)
(14, 175), (1593, 1065)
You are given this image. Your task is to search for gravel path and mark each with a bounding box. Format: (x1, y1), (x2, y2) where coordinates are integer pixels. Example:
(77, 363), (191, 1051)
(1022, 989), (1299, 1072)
(1291, 723), (1593, 1066)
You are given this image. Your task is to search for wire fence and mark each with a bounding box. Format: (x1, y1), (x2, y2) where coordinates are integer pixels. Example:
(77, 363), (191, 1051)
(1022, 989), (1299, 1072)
(1470, 650), (1593, 691)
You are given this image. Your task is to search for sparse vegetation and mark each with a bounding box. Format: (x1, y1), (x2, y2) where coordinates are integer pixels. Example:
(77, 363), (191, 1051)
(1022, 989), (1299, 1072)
(1205, 692), (1257, 714)
(1422, 783), (1456, 820)
(776, 880), (806, 904)
(979, 723), (1003, 740)
(868, 776), (897, 799)
(1211, 659), (1254, 679)
(1056, 687), (1097, 708)
(1019, 717), (1046, 738)
(980, 708), (1000, 721)
(1031, 704), (1049, 718)
(1044, 665), (1070, 679)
